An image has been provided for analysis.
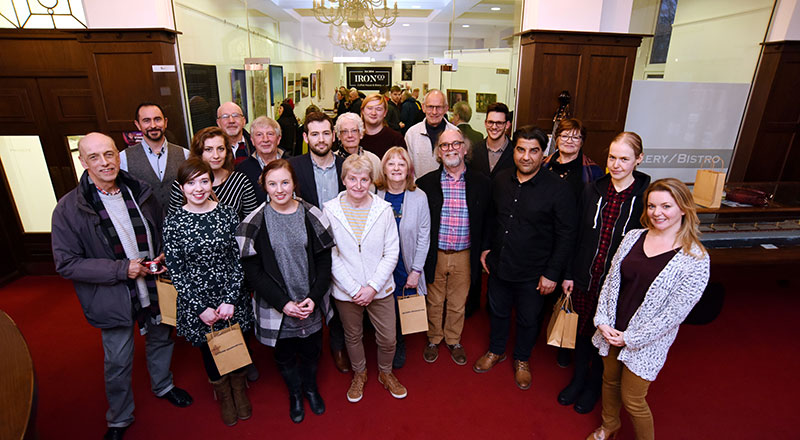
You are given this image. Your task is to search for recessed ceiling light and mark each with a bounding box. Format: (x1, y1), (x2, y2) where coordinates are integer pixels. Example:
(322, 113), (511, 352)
(402, 23), (410, 26)
(490, 7), (501, 11)
(462, 24), (470, 28)
(411, 5), (421, 8)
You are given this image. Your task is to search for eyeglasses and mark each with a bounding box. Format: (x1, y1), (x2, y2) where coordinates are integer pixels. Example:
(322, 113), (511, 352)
(486, 120), (507, 127)
(339, 129), (360, 136)
(559, 134), (582, 142)
(217, 113), (243, 120)
(438, 140), (465, 151)
(425, 105), (446, 112)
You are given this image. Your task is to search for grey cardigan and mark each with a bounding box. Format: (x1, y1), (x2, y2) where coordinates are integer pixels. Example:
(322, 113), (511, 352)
(377, 188), (431, 295)
(593, 228), (709, 381)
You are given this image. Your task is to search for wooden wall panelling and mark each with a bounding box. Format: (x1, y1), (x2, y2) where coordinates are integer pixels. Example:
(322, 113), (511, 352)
(0, 30), (85, 77)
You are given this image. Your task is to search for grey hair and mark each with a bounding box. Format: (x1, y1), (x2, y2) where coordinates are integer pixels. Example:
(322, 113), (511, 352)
(452, 100), (472, 123)
(250, 116), (281, 138)
(334, 112), (365, 135)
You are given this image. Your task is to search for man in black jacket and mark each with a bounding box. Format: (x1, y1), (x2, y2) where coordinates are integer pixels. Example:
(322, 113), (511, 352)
(217, 101), (254, 167)
(417, 129), (491, 366)
(473, 125), (576, 391)
(470, 102), (514, 179)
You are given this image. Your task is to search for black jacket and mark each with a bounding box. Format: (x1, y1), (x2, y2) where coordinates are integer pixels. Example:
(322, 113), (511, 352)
(484, 167), (576, 282)
(470, 137), (514, 180)
(458, 123), (484, 149)
(287, 154), (345, 208)
(235, 156), (267, 204)
(566, 170), (651, 290)
(417, 166), (491, 296)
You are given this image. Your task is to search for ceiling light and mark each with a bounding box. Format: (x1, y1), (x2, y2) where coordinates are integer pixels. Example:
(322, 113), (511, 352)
(402, 23), (410, 26)
(411, 5), (420, 8)
(461, 24), (470, 28)
(490, 7), (500, 11)
(313, 0), (399, 29)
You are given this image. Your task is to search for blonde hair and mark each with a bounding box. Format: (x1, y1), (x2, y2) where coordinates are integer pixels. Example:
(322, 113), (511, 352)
(640, 178), (707, 258)
(341, 154), (374, 181)
(374, 146), (416, 191)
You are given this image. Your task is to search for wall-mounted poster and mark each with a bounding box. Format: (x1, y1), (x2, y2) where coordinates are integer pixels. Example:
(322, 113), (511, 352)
(310, 73), (317, 98)
(401, 61), (415, 81)
(184, 63), (220, 134)
(287, 73), (294, 94)
(252, 70), (268, 119)
(447, 89), (468, 106)
(230, 69), (248, 120)
(475, 93), (497, 113)
(422, 83), (429, 95)
(269, 65), (284, 106)
(316, 69), (322, 98)
(301, 76), (309, 98)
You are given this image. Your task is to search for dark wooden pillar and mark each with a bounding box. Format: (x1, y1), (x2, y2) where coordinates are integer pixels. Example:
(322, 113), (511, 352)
(729, 41), (800, 183)
(515, 30), (645, 164)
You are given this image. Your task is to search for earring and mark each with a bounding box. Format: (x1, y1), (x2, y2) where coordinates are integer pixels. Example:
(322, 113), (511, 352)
(292, 191), (297, 200)
(265, 194), (271, 203)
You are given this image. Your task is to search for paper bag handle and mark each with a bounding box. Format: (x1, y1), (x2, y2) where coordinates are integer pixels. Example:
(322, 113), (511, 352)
(208, 319), (233, 337)
(700, 156), (725, 170)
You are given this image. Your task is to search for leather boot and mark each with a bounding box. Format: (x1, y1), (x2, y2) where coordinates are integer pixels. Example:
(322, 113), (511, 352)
(229, 369), (252, 420)
(575, 350), (604, 414)
(210, 376), (237, 426)
(299, 360), (325, 415)
(278, 363), (305, 423)
(559, 335), (592, 405)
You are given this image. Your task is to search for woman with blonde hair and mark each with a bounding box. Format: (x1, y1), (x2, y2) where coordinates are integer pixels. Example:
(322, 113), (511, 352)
(587, 178), (709, 440)
(375, 146), (430, 368)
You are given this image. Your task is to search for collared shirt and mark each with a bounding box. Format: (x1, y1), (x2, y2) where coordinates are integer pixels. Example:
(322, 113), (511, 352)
(487, 137), (509, 172)
(254, 150), (283, 169)
(312, 156), (339, 206)
(230, 135), (245, 156)
(438, 168), (470, 251)
(119, 138), (187, 181)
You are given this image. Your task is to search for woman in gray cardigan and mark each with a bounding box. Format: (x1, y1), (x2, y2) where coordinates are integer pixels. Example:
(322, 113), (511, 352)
(587, 178), (709, 440)
(375, 146), (431, 369)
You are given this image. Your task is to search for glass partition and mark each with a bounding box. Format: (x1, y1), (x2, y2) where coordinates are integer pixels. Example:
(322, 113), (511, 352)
(0, 136), (58, 233)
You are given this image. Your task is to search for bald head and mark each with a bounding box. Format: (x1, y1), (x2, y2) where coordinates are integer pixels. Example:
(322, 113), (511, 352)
(423, 89), (448, 126)
(78, 132), (117, 157)
(217, 101), (246, 139)
(78, 132), (120, 190)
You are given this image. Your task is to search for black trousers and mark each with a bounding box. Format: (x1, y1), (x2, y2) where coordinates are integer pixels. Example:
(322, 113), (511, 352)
(274, 330), (323, 367)
(487, 274), (545, 362)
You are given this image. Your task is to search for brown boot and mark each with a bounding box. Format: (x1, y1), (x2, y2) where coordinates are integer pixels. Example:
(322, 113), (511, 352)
(514, 360), (532, 390)
(230, 370), (252, 420)
(210, 376), (237, 426)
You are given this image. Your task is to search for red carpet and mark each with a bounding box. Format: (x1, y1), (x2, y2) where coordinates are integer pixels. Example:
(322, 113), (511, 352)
(0, 270), (796, 439)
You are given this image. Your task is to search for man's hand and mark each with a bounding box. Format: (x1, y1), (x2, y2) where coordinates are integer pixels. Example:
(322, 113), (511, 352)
(127, 259), (150, 279)
(537, 276), (556, 295)
(480, 250), (491, 274)
(562, 279), (574, 295)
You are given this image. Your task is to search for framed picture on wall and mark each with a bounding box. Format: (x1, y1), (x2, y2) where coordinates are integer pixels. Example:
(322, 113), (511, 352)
(475, 93), (497, 113)
(447, 89), (468, 106)
(295, 89), (300, 103)
(287, 73), (294, 94)
(268, 65), (284, 106)
(184, 63), (220, 134)
(301, 76), (309, 98)
(401, 61), (414, 81)
(252, 70), (268, 120)
(230, 69), (248, 120)
(310, 73), (317, 98)
(316, 69), (322, 98)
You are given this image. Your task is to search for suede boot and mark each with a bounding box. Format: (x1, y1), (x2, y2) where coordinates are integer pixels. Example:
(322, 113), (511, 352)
(210, 375), (237, 426)
(278, 363), (305, 423)
(229, 369), (252, 420)
(299, 360), (325, 415)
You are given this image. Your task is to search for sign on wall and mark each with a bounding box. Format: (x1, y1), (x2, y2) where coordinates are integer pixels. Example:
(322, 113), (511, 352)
(347, 67), (392, 90)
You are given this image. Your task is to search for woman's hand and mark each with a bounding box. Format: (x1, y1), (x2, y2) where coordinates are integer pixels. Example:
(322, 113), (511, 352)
(608, 332), (626, 347)
(598, 324), (626, 346)
(216, 303), (234, 320)
(199, 307), (218, 326)
(405, 271), (421, 289)
(353, 286), (377, 306)
(562, 279), (574, 295)
(282, 302), (306, 319)
(297, 298), (315, 318)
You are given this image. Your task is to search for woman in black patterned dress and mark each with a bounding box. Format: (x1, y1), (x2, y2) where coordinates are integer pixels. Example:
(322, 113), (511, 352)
(168, 126), (258, 221)
(163, 157), (254, 427)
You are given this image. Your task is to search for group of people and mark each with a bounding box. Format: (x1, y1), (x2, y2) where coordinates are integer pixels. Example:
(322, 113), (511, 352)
(52, 89), (709, 440)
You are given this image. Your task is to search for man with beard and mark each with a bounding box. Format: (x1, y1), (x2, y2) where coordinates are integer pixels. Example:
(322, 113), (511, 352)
(120, 102), (189, 215)
(416, 129), (490, 366)
(217, 101), (254, 167)
(405, 90), (458, 178)
(473, 126), (576, 391)
(288, 112), (350, 374)
(236, 116), (288, 203)
(471, 102), (514, 180)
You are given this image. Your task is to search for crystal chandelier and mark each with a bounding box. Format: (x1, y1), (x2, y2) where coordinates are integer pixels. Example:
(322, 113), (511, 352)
(313, 0), (398, 29)
(329, 25), (390, 53)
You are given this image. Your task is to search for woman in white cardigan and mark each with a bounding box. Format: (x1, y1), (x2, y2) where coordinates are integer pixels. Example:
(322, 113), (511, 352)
(375, 146), (431, 369)
(323, 154), (405, 404)
(587, 178), (709, 440)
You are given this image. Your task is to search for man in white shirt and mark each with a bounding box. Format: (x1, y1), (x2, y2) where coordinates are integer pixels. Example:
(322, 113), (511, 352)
(404, 90), (458, 178)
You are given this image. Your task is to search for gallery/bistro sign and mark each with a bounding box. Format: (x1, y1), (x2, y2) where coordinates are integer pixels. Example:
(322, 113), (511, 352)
(347, 67), (392, 90)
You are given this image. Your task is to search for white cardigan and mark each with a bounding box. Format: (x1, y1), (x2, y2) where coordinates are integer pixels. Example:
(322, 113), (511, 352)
(404, 119), (458, 178)
(323, 192), (399, 303)
(593, 228), (710, 382)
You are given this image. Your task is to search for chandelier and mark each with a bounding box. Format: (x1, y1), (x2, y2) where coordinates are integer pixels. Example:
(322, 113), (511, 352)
(329, 25), (390, 53)
(313, 0), (398, 29)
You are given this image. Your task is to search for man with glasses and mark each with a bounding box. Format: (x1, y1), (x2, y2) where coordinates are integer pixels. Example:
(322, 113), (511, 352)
(473, 125), (576, 390)
(235, 116), (288, 203)
(217, 101), (253, 167)
(471, 102), (514, 180)
(405, 89), (458, 178)
(416, 129), (491, 366)
(120, 102), (189, 216)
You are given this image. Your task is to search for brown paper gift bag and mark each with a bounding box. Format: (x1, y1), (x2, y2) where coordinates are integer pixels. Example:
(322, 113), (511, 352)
(205, 321), (253, 375)
(156, 277), (178, 327)
(546, 294), (578, 349)
(693, 157), (726, 208)
(397, 290), (428, 335)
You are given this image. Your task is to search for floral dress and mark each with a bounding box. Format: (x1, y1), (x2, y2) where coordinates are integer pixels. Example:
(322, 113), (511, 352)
(163, 204), (253, 346)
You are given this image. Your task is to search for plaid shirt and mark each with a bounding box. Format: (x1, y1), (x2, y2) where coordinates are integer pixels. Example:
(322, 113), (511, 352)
(438, 169), (471, 251)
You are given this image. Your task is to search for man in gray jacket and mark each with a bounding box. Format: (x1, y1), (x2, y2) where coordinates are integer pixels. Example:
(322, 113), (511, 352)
(52, 133), (192, 440)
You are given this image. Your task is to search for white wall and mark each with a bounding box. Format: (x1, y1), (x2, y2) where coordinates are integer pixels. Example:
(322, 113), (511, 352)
(768, 0), (800, 41)
(82, 0), (175, 29)
(521, 0), (632, 32)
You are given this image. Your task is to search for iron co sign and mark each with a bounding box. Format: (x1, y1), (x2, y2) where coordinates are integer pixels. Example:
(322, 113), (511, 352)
(346, 67), (392, 90)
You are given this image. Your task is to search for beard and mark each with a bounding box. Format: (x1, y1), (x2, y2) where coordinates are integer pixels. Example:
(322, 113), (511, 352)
(310, 141), (332, 157)
(442, 153), (462, 168)
(144, 128), (164, 142)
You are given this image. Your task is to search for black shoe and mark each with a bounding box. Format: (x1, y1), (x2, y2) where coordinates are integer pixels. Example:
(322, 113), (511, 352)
(304, 387), (326, 415)
(158, 387), (193, 407)
(574, 387), (600, 414)
(246, 363), (260, 382)
(557, 379), (584, 406)
(557, 347), (572, 368)
(289, 391), (305, 423)
(393, 342), (406, 369)
(103, 426), (128, 440)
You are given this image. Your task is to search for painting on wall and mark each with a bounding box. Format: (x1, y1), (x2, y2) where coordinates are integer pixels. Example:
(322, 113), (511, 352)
(295, 89), (300, 103)
(268, 65), (284, 106)
(422, 83), (429, 95)
(316, 69), (322, 98)
(475, 93), (497, 113)
(287, 73), (294, 94)
(310, 73), (317, 98)
(230, 69), (248, 120)
(184, 63), (220, 134)
(447, 89), (468, 106)
(301, 76), (309, 98)
(252, 70), (268, 120)
(401, 61), (414, 81)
